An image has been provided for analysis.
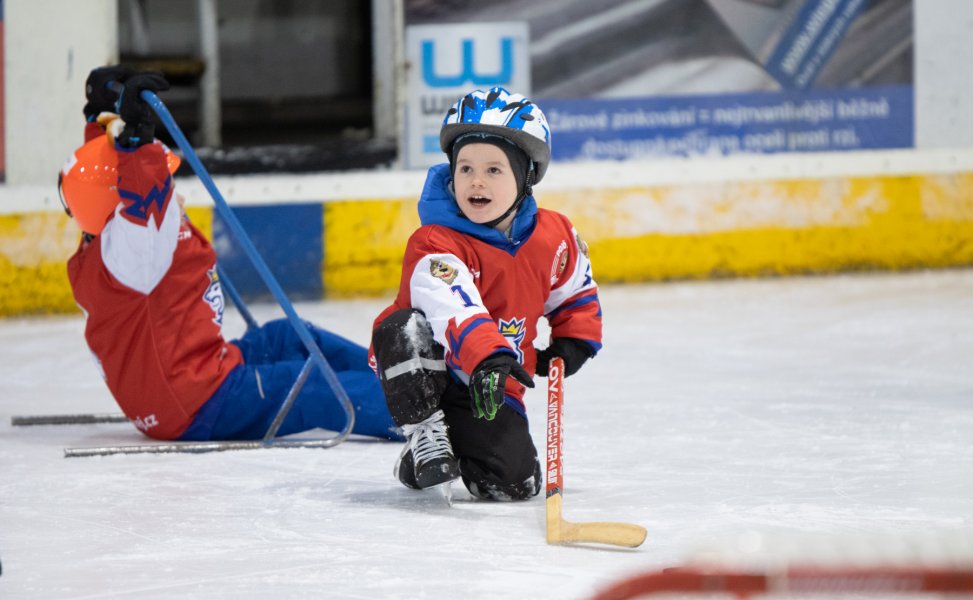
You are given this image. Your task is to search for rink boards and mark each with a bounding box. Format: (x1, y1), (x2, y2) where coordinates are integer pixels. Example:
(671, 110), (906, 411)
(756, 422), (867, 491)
(2, 151), (973, 316)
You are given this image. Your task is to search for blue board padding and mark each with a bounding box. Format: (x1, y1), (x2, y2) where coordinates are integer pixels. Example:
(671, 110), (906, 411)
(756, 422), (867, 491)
(212, 204), (323, 301)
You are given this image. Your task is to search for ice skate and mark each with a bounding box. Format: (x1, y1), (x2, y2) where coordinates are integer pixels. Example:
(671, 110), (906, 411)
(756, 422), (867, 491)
(395, 410), (460, 499)
(393, 448), (454, 505)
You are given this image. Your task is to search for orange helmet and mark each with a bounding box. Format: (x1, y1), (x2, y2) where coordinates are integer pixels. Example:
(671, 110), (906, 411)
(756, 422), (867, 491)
(58, 135), (182, 235)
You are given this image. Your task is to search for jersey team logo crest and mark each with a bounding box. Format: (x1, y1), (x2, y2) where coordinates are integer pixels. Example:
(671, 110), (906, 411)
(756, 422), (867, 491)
(203, 267), (226, 326)
(498, 317), (527, 363)
(551, 240), (569, 285)
(430, 259), (458, 284)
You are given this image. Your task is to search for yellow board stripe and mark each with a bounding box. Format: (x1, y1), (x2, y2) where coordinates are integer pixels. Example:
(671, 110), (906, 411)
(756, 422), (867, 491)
(0, 212), (79, 316)
(322, 199), (420, 298)
(3, 172), (973, 316)
(321, 173), (973, 296)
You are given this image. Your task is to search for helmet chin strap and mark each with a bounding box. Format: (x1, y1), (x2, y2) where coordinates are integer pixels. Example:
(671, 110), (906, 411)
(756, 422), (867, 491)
(482, 194), (524, 230)
(478, 165), (535, 230)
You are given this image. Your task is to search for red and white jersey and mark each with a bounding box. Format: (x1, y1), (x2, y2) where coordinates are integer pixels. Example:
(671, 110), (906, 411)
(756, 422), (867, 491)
(67, 133), (242, 440)
(372, 164), (602, 409)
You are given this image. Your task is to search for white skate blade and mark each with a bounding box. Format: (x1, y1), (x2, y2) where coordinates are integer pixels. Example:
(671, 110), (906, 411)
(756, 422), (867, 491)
(432, 481), (453, 506)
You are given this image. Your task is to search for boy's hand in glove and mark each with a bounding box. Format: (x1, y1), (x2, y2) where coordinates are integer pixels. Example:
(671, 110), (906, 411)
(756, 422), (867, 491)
(115, 72), (170, 148)
(534, 337), (595, 377)
(83, 65), (135, 121)
(469, 353), (534, 420)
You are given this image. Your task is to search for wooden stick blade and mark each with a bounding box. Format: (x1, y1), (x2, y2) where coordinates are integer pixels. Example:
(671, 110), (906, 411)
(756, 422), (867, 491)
(558, 522), (647, 548)
(547, 494), (647, 547)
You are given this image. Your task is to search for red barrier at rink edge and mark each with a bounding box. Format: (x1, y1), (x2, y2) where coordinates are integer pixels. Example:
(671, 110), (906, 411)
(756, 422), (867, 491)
(591, 566), (973, 600)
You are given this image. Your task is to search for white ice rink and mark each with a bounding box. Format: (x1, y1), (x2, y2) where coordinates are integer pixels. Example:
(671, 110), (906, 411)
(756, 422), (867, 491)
(1, 270), (972, 599)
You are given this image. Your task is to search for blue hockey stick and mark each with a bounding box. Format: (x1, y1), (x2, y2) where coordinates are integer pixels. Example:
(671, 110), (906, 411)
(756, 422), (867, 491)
(140, 88), (356, 448)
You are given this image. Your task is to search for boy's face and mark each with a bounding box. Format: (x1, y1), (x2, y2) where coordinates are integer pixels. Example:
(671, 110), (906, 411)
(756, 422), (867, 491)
(453, 143), (519, 230)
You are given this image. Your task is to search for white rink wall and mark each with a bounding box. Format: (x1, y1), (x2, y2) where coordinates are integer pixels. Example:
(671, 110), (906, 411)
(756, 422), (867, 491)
(2, 1), (973, 317)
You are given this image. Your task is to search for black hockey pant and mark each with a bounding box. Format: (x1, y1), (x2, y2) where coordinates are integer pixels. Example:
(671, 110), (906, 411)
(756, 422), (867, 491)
(372, 308), (541, 501)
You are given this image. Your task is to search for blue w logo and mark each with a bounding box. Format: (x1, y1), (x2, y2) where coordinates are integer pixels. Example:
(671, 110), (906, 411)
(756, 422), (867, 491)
(422, 38), (514, 88)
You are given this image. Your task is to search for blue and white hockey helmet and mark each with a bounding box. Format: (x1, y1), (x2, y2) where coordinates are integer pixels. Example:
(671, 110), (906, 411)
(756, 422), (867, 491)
(440, 87), (552, 184)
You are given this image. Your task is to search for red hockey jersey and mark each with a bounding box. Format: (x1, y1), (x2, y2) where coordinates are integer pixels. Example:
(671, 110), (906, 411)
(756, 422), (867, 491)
(67, 131), (242, 440)
(372, 164), (602, 409)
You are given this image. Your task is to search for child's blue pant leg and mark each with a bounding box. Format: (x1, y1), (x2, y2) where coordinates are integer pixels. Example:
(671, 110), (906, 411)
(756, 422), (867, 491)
(182, 319), (399, 441)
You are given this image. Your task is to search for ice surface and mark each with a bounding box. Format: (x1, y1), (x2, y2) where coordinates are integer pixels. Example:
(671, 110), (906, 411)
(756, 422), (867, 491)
(1, 270), (972, 599)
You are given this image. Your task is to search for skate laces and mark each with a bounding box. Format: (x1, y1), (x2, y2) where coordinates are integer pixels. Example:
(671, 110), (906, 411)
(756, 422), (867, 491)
(402, 410), (453, 466)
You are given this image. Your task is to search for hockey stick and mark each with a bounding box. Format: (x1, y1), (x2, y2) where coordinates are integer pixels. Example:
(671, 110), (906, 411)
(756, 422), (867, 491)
(12, 413), (129, 426)
(546, 357), (647, 547)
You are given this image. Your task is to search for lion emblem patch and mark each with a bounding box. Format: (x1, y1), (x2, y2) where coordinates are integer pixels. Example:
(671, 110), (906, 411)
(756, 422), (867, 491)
(430, 259), (458, 284)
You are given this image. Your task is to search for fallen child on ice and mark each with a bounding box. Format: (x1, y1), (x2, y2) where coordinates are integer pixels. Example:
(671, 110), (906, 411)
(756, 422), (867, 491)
(60, 65), (398, 442)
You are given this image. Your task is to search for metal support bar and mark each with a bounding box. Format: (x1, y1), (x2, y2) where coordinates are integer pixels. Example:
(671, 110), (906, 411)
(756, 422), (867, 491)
(65, 438), (356, 458)
(196, 0), (221, 146)
(12, 414), (129, 426)
(262, 357), (314, 442)
(142, 89), (356, 447)
(371, 0), (400, 144)
(127, 0), (152, 56)
(9, 408), (358, 456)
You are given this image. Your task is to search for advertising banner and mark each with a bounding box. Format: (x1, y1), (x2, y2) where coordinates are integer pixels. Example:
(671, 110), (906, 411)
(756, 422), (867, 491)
(709, 0), (870, 91)
(403, 0), (913, 163)
(405, 22), (530, 169)
(545, 85), (912, 161)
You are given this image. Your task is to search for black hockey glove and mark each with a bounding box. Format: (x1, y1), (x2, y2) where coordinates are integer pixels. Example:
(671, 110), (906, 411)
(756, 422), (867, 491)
(534, 337), (595, 378)
(115, 72), (170, 148)
(83, 65), (135, 121)
(469, 353), (534, 421)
